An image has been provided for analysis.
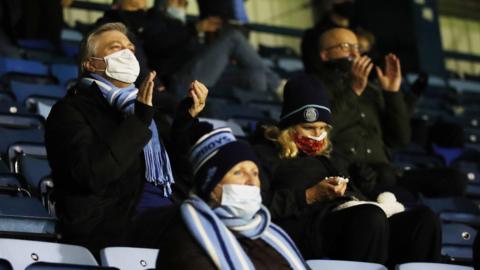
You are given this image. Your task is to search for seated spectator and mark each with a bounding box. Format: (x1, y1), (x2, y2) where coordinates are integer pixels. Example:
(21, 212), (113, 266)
(315, 27), (467, 199)
(157, 125), (309, 269)
(254, 74), (441, 267)
(45, 22), (208, 255)
(142, 0), (281, 98)
(301, 0), (355, 74)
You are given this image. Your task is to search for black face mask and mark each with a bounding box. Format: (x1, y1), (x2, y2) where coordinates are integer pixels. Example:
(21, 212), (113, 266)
(324, 57), (353, 74)
(333, 1), (355, 19)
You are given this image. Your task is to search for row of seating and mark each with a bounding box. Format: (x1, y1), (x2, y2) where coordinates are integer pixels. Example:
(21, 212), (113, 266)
(0, 238), (474, 270)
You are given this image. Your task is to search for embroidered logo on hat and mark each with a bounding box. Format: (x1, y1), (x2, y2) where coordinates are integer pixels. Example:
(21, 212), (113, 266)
(304, 107), (319, 122)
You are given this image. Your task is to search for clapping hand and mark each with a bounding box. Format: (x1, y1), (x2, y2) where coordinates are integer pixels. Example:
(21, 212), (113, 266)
(376, 53), (402, 92)
(188, 80), (208, 118)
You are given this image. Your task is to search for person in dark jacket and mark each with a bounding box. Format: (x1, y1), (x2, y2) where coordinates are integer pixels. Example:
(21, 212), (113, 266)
(315, 27), (467, 199)
(45, 22), (208, 255)
(301, 0), (355, 74)
(254, 74), (441, 267)
(157, 125), (309, 270)
(142, 0), (281, 97)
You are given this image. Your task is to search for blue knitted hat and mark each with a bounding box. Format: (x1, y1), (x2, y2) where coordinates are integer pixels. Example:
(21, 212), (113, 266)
(190, 125), (259, 200)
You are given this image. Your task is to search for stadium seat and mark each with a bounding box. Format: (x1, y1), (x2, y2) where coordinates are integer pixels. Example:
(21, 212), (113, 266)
(442, 246), (473, 263)
(8, 143), (49, 190)
(419, 196), (480, 214)
(199, 117), (246, 137)
(442, 223), (477, 246)
(0, 197), (55, 236)
(0, 128), (44, 158)
(395, 262), (473, 270)
(26, 262), (118, 270)
(9, 81), (66, 103)
(0, 112), (44, 129)
(100, 247), (159, 270)
(8, 143), (46, 170)
(25, 96), (58, 119)
(306, 259), (387, 270)
(50, 64), (78, 86)
(0, 238), (97, 270)
(0, 173), (30, 197)
(440, 211), (480, 227)
(0, 58), (49, 77)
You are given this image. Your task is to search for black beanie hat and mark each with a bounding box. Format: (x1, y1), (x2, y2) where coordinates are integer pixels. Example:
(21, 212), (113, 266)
(190, 125), (259, 200)
(279, 74), (331, 129)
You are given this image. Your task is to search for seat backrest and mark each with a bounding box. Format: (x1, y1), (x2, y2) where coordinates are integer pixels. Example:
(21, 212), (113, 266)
(0, 113), (44, 130)
(0, 128), (44, 158)
(26, 262), (118, 270)
(8, 143), (47, 171)
(442, 223), (477, 246)
(0, 58), (49, 77)
(0, 238), (98, 270)
(395, 262), (473, 270)
(9, 81), (66, 104)
(306, 259), (387, 270)
(50, 64), (78, 86)
(199, 117), (246, 137)
(100, 247), (159, 270)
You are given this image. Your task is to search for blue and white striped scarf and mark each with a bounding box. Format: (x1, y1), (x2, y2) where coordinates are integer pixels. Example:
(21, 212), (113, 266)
(82, 74), (174, 197)
(181, 195), (309, 270)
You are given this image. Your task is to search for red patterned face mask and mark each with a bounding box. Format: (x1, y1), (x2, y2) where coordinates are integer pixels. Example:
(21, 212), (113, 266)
(293, 132), (328, 156)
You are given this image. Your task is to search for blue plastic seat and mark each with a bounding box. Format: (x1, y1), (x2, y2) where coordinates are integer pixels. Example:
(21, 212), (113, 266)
(306, 259), (387, 270)
(395, 262), (473, 270)
(50, 64), (78, 86)
(0, 128), (44, 157)
(199, 117), (246, 138)
(0, 58), (49, 77)
(0, 196), (55, 235)
(100, 247), (159, 270)
(440, 211), (480, 227)
(9, 80), (66, 103)
(442, 223), (477, 246)
(0, 238), (97, 270)
(0, 113), (44, 129)
(441, 246), (473, 263)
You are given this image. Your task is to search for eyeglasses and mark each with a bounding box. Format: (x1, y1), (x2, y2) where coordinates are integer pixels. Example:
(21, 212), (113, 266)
(325, 42), (360, 52)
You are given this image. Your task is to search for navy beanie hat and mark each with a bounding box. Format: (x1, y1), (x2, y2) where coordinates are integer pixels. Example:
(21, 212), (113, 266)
(279, 74), (331, 129)
(190, 125), (259, 200)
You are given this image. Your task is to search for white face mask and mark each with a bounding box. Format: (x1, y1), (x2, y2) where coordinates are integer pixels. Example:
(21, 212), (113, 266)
(166, 6), (187, 24)
(306, 130), (328, 141)
(92, 49), (140, 84)
(220, 184), (262, 220)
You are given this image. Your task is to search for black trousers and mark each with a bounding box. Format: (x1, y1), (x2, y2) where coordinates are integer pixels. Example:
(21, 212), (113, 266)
(279, 205), (441, 268)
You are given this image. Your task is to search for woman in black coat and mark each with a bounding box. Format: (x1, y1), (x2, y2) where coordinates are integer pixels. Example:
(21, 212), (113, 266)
(254, 74), (441, 267)
(156, 126), (309, 270)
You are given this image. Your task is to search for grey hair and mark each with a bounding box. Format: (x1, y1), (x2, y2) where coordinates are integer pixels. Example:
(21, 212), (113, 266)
(78, 22), (128, 74)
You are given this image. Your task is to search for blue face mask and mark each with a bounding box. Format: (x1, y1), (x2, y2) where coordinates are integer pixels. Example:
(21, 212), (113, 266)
(166, 6), (187, 24)
(219, 184), (262, 220)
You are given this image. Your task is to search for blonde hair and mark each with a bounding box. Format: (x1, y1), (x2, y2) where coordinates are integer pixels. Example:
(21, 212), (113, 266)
(263, 124), (333, 159)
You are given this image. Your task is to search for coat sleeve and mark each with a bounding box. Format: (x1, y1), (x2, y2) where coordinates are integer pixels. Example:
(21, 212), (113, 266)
(381, 91), (411, 147)
(45, 100), (152, 193)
